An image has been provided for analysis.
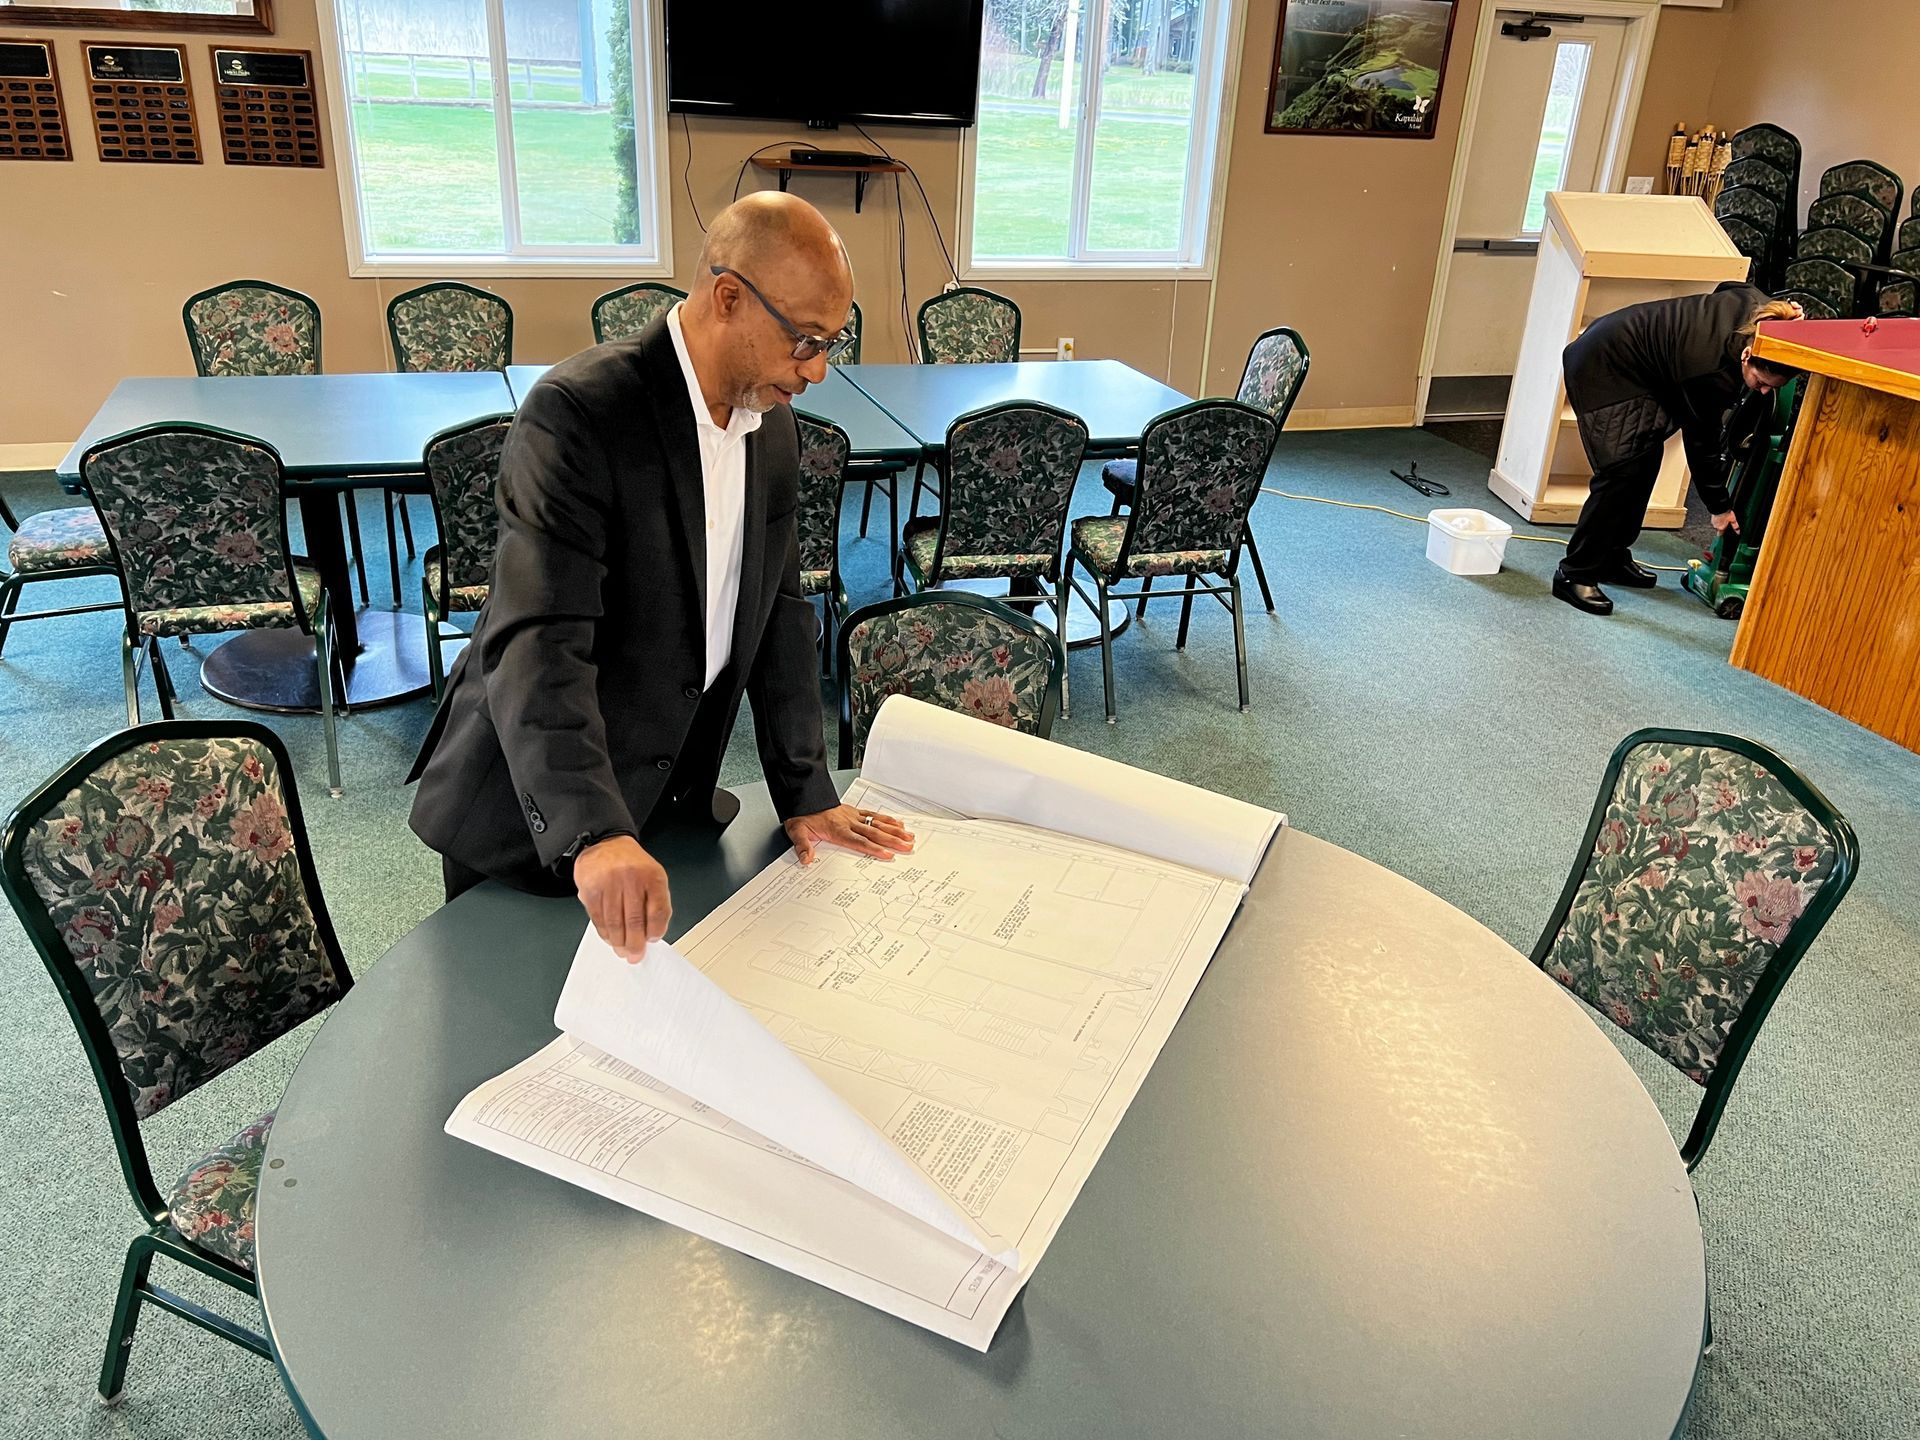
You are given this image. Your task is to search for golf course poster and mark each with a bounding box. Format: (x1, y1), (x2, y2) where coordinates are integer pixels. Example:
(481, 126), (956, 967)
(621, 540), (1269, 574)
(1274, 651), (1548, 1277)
(1266, 0), (1458, 138)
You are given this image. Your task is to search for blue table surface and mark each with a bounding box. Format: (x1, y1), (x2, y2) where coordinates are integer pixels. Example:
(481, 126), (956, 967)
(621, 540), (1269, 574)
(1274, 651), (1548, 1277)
(508, 363), (920, 463)
(56, 373), (516, 481)
(837, 360), (1193, 449)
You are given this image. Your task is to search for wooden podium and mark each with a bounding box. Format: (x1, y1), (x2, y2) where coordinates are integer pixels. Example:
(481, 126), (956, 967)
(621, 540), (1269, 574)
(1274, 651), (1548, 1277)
(1732, 319), (1920, 753)
(1490, 193), (1751, 526)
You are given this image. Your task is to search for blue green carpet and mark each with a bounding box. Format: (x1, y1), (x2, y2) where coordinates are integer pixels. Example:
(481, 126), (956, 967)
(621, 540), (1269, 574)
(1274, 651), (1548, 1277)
(0, 427), (1913, 1438)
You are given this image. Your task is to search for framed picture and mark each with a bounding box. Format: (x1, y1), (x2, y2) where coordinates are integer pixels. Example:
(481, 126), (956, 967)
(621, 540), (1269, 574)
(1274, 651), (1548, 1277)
(1266, 0), (1458, 138)
(1, 0), (272, 35)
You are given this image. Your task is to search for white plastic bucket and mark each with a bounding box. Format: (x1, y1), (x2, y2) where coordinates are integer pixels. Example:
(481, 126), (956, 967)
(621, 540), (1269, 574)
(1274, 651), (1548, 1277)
(1425, 508), (1514, 576)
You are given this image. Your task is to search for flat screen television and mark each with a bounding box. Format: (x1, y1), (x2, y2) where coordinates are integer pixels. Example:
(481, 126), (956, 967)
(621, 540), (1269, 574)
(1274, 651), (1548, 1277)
(664, 0), (986, 128)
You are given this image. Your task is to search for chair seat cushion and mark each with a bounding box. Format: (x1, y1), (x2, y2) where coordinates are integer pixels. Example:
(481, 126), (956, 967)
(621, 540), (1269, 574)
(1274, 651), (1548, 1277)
(425, 548), (489, 613)
(7, 506), (111, 575)
(1101, 458), (1138, 497)
(903, 518), (1055, 584)
(167, 1111), (274, 1271)
(1071, 515), (1227, 579)
(800, 567), (834, 597)
(138, 565), (324, 639)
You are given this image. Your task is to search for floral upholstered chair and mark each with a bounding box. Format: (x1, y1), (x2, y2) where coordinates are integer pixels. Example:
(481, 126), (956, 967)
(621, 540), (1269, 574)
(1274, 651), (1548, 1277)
(1876, 248), (1920, 318)
(1781, 258), (1857, 318)
(899, 403), (1088, 668)
(0, 490), (121, 660)
(81, 424), (344, 797)
(1795, 225), (1873, 270)
(1713, 184), (1781, 234)
(1103, 326), (1307, 616)
(836, 591), (1064, 767)
(0, 721), (353, 1405)
(181, 279), (379, 608)
(386, 282), (513, 373)
(829, 300), (863, 367)
(1068, 399), (1277, 724)
(1533, 730), (1858, 1171)
(1721, 155), (1791, 203)
(421, 415), (512, 700)
(794, 414), (852, 675)
(1732, 123), (1799, 184)
(591, 281), (686, 344)
(1817, 159), (1903, 218)
(917, 287), (1020, 364)
(1806, 192), (1893, 255)
(1779, 289), (1840, 322)
(182, 279), (320, 377)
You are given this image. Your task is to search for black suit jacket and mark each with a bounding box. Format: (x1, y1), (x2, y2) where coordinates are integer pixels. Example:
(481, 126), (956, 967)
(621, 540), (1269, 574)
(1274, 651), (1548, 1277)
(407, 319), (840, 891)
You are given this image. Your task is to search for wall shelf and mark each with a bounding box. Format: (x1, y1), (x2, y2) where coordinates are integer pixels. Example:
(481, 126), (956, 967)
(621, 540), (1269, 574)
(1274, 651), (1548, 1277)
(751, 157), (906, 213)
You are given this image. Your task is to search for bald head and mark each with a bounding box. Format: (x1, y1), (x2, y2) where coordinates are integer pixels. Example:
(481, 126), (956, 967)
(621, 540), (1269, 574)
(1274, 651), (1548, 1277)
(681, 191), (855, 417)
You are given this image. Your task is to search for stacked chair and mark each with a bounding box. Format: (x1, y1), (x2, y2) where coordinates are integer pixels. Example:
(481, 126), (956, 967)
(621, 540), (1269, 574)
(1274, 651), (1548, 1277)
(1721, 124), (1800, 290)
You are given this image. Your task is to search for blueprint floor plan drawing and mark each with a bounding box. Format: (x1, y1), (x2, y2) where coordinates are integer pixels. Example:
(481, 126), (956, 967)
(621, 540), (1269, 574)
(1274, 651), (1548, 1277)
(447, 698), (1284, 1349)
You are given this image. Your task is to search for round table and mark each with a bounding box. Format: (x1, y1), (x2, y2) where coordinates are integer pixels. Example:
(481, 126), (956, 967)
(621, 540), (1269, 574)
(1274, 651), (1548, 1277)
(257, 785), (1704, 1439)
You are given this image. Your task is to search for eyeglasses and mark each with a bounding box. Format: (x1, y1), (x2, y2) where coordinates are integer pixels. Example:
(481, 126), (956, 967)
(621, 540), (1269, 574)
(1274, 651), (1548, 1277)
(710, 265), (853, 361)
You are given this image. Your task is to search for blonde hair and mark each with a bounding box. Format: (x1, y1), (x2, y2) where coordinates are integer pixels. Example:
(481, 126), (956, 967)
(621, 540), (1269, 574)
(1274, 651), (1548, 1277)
(1737, 298), (1804, 345)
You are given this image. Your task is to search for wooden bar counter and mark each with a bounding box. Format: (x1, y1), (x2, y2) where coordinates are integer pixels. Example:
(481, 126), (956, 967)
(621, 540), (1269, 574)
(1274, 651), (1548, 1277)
(1736, 318), (1920, 752)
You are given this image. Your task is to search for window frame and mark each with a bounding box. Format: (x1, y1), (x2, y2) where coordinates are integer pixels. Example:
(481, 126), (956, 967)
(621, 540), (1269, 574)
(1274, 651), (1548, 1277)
(314, 0), (674, 278)
(958, 0), (1246, 282)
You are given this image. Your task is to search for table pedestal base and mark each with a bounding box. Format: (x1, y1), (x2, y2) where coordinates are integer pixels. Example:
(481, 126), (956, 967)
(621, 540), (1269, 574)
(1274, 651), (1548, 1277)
(200, 610), (434, 713)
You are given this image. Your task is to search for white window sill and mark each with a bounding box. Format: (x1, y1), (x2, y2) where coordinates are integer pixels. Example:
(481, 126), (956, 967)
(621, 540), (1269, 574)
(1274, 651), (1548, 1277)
(962, 261), (1217, 284)
(349, 257), (675, 280)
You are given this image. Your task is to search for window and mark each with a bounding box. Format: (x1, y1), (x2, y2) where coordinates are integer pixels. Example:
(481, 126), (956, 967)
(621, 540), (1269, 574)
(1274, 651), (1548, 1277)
(323, 0), (669, 272)
(1521, 42), (1592, 235)
(965, 0), (1235, 274)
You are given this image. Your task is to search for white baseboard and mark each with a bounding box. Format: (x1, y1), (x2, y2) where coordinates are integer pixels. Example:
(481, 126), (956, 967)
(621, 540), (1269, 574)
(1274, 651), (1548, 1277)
(1286, 406), (1418, 431)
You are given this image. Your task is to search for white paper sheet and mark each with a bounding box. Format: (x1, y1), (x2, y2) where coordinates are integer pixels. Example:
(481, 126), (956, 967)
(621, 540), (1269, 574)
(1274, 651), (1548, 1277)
(449, 699), (1284, 1349)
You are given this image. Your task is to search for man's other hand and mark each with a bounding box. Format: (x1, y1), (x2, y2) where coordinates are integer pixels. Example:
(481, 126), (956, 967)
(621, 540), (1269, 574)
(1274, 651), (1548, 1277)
(784, 805), (915, 866)
(1711, 510), (1741, 535)
(575, 835), (671, 963)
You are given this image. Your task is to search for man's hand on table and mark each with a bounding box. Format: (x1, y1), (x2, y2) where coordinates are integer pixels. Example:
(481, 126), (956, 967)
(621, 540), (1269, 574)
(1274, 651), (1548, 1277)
(785, 805), (915, 866)
(574, 835), (670, 964)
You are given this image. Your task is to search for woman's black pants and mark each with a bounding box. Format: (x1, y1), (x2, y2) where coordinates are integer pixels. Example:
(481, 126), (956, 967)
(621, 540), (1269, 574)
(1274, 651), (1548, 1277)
(1562, 446), (1664, 582)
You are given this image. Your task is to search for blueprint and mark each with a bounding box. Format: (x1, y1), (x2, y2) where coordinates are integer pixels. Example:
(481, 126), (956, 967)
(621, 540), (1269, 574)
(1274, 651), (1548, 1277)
(448, 697), (1283, 1349)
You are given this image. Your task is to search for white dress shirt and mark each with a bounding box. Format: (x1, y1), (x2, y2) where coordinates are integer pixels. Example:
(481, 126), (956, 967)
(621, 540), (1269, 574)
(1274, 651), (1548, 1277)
(666, 303), (761, 690)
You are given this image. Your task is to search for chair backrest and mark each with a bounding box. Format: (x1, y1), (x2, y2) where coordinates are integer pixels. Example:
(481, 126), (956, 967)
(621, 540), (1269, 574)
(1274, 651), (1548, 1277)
(1111, 399), (1278, 570)
(1876, 278), (1917, 320)
(918, 287), (1020, 364)
(827, 300), (863, 367)
(1721, 155), (1790, 202)
(1899, 216), (1920, 254)
(793, 413), (851, 582)
(1234, 326), (1311, 424)
(1795, 225), (1873, 268)
(1819, 159), (1902, 216)
(0, 721), (351, 1216)
(836, 591), (1064, 768)
(1777, 288), (1839, 322)
(1731, 123), (1799, 185)
(1718, 215), (1770, 272)
(1781, 258), (1856, 315)
(1713, 184), (1781, 231)
(183, 279), (321, 377)
(386, 282), (513, 372)
(423, 415), (512, 613)
(81, 424), (308, 631)
(1806, 191), (1891, 251)
(1531, 729), (1857, 1168)
(927, 401), (1089, 577)
(591, 282), (685, 344)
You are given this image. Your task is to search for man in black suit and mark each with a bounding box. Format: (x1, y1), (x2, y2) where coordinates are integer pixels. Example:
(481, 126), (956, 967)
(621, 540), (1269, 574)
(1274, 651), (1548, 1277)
(409, 192), (912, 957)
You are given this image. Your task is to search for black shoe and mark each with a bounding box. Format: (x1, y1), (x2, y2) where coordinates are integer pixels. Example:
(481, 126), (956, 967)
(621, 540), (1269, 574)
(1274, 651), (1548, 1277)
(1603, 557), (1659, 589)
(1553, 570), (1614, 615)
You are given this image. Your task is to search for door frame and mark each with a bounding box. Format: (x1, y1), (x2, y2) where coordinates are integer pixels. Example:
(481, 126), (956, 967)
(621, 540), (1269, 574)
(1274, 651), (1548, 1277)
(1414, 0), (1664, 423)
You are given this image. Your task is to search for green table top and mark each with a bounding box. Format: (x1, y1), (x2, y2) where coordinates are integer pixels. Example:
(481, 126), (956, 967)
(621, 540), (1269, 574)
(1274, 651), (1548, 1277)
(507, 364), (922, 464)
(256, 785), (1704, 1440)
(839, 360), (1194, 451)
(55, 373), (516, 483)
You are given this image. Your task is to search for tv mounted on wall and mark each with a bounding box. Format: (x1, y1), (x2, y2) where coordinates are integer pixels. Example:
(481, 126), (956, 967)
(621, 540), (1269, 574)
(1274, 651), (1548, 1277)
(664, 0), (986, 128)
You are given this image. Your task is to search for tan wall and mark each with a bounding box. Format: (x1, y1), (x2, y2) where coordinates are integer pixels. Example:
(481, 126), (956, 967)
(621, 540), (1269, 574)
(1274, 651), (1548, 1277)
(4, 0), (1492, 449)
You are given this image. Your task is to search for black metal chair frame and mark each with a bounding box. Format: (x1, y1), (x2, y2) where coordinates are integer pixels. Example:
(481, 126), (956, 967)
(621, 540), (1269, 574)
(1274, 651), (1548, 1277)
(0, 490), (123, 658)
(834, 589), (1065, 769)
(789, 412), (855, 679)
(590, 281), (687, 344)
(0, 719), (355, 1405)
(420, 413), (513, 702)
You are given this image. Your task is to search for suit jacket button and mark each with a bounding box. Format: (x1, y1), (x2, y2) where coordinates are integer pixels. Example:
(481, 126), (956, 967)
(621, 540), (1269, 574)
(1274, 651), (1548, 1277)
(656, 758), (673, 771)
(683, 685), (700, 700)
(531, 818), (547, 833)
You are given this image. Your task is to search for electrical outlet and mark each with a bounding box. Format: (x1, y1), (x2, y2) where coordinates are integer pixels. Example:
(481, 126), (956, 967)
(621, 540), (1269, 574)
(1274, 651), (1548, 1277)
(1056, 337), (1075, 361)
(1624, 175), (1655, 195)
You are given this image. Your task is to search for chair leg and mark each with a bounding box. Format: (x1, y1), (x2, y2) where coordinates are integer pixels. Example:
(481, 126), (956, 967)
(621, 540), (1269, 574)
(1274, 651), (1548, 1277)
(1136, 575), (1154, 618)
(121, 634), (141, 726)
(98, 1233), (154, 1406)
(1176, 585), (1196, 650)
(1230, 574), (1250, 712)
(0, 575), (21, 658)
(148, 638), (177, 719)
(384, 493), (403, 610)
(886, 472), (900, 561)
(315, 612), (344, 798)
(1055, 567), (1071, 720)
(859, 472), (876, 538)
(1244, 526), (1276, 613)
(1098, 577), (1116, 725)
(395, 491), (417, 558)
(343, 492), (371, 609)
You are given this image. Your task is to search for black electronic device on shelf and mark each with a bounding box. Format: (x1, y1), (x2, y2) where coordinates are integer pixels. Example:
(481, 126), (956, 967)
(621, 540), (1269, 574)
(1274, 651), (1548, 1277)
(787, 147), (884, 167)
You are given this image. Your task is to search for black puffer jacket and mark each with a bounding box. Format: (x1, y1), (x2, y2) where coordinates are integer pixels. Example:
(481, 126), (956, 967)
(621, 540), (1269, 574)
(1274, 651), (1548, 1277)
(1561, 281), (1772, 513)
